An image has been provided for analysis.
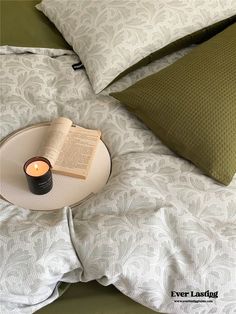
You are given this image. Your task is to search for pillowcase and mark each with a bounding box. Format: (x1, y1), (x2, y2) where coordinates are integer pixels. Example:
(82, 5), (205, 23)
(37, 0), (236, 93)
(111, 24), (236, 185)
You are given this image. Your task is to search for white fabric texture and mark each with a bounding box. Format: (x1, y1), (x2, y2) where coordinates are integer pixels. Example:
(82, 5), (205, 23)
(0, 202), (82, 314)
(0, 44), (236, 314)
(37, 0), (236, 93)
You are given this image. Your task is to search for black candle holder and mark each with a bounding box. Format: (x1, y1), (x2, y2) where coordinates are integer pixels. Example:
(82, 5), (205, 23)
(23, 156), (53, 195)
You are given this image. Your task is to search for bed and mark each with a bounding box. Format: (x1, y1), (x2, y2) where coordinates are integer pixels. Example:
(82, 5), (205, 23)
(1, 1), (236, 314)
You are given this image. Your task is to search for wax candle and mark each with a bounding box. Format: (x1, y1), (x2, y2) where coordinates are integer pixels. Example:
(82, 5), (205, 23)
(23, 157), (53, 195)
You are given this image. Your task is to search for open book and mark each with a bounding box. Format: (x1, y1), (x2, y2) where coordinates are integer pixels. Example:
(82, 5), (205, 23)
(40, 117), (101, 179)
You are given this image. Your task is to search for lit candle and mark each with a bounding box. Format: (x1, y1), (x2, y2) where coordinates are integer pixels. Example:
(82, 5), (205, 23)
(25, 160), (49, 176)
(23, 157), (53, 195)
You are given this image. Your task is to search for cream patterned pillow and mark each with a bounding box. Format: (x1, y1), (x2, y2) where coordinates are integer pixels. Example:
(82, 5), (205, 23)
(37, 0), (236, 93)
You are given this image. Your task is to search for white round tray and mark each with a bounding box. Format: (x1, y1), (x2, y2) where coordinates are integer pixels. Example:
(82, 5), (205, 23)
(0, 123), (111, 211)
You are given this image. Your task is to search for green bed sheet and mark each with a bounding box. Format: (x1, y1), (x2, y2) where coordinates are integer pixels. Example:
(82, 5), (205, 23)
(0, 0), (70, 49)
(36, 281), (157, 314)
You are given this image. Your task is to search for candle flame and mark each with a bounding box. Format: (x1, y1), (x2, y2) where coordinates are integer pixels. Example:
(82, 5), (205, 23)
(34, 163), (39, 171)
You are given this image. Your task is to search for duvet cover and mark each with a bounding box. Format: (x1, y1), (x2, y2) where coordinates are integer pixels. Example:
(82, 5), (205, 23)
(0, 44), (236, 314)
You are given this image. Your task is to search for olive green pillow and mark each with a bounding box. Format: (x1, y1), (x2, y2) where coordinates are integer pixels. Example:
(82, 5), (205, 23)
(111, 24), (236, 185)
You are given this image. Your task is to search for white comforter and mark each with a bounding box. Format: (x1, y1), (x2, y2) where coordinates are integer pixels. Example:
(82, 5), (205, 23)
(0, 45), (236, 314)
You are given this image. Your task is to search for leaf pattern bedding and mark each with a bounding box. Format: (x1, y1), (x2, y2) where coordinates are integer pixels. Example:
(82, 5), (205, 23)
(0, 45), (236, 314)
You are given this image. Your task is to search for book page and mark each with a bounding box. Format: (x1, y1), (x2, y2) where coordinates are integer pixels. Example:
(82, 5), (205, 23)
(40, 117), (72, 166)
(52, 126), (101, 179)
